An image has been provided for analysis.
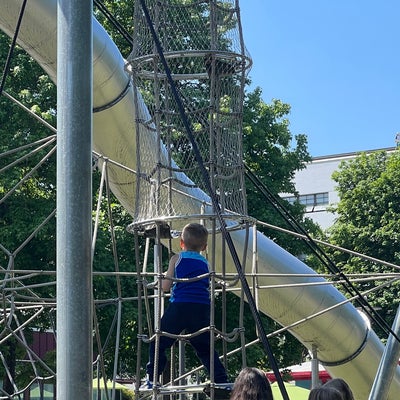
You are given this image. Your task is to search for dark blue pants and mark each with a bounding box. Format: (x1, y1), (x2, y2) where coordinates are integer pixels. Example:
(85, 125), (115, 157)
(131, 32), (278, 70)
(146, 302), (228, 383)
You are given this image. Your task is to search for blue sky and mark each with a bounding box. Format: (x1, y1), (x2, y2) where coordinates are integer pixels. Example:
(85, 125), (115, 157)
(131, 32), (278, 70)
(240, 1), (399, 157)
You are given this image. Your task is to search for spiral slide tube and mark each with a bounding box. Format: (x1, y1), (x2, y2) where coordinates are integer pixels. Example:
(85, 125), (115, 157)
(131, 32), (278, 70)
(1, 1), (399, 398)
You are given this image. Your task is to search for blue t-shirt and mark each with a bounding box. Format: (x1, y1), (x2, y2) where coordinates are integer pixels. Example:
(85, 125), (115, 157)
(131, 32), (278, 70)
(170, 251), (210, 305)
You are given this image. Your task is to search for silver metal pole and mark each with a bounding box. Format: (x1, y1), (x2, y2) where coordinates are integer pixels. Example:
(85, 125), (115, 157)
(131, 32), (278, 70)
(56, 0), (93, 399)
(311, 345), (319, 388)
(368, 305), (400, 400)
(179, 340), (186, 400)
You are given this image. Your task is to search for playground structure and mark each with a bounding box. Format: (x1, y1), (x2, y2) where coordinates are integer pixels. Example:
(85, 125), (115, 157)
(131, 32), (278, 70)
(1, 1), (400, 399)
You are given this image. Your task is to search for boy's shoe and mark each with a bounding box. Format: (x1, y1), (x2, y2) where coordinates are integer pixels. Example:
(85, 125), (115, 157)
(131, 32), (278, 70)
(203, 383), (233, 399)
(139, 378), (153, 390)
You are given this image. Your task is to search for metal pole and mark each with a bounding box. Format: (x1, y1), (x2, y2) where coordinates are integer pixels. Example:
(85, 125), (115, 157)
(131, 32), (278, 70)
(368, 305), (400, 400)
(311, 345), (319, 388)
(179, 340), (186, 400)
(56, 1), (93, 399)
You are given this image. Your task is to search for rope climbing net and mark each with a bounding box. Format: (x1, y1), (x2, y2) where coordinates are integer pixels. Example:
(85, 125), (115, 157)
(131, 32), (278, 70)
(124, 0), (252, 234)
(1, 1), (400, 400)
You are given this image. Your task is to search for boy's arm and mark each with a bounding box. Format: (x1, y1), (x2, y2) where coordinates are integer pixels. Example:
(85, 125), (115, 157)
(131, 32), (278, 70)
(162, 253), (179, 292)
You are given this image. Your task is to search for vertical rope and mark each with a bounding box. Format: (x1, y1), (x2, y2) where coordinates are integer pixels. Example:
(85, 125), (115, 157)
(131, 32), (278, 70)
(0, 0), (28, 96)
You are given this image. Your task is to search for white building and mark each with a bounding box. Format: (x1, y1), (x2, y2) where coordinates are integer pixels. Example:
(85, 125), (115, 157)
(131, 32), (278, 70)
(282, 147), (396, 230)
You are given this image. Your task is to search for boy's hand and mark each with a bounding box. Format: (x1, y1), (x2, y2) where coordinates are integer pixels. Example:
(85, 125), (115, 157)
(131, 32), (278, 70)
(145, 280), (158, 289)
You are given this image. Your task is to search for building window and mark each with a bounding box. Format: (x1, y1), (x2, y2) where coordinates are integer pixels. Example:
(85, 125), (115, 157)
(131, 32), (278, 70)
(283, 192), (329, 207)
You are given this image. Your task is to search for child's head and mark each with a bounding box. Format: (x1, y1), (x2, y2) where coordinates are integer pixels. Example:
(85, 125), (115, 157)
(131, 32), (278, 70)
(230, 367), (273, 400)
(180, 223), (208, 252)
(324, 379), (354, 400)
(308, 386), (344, 400)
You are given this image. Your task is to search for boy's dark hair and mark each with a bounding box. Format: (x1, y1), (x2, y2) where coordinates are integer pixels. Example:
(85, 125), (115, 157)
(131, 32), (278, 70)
(181, 223), (208, 252)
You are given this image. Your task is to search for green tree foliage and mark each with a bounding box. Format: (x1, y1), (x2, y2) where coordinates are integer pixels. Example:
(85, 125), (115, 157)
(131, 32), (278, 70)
(328, 149), (400, 334)
(91, 195), (140, 376)
(93, 0), (134, 58)
(0, 29), (140, 384)
(243, 90), (309, 194)
(0, 31), (57, 393)
(238, 87), (319, 372)
(243, 88), (320, 253)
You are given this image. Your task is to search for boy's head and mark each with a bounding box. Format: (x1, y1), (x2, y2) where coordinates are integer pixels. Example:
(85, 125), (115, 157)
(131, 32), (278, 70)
(180, 223), (208, 252)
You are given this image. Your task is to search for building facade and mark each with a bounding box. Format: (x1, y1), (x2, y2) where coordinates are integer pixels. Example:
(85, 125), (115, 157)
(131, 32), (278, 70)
(282, 147), (396, 230)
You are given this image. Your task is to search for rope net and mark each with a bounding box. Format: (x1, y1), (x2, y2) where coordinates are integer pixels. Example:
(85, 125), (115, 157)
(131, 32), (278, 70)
(125, 0), (252, 232)
(3, 2), (398, 400)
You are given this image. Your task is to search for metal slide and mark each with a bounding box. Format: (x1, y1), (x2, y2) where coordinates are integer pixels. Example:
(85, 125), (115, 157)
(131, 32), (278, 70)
(1, 1), (399, 398)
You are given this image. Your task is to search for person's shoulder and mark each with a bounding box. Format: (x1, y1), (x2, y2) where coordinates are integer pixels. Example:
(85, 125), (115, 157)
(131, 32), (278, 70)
(170, 253), (180, 263)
